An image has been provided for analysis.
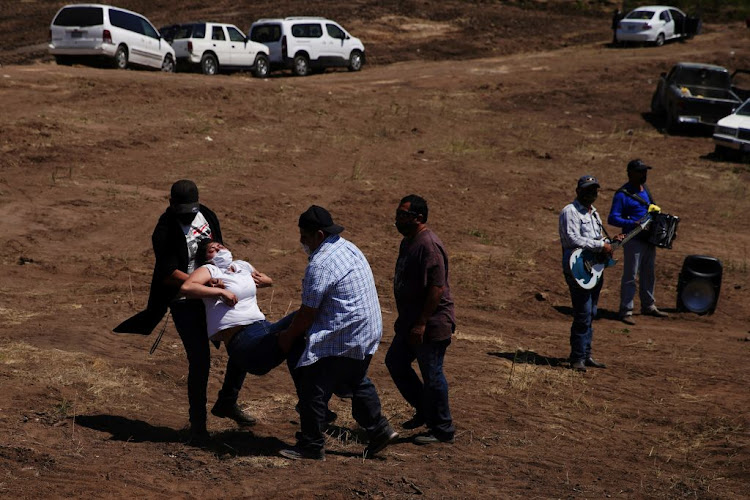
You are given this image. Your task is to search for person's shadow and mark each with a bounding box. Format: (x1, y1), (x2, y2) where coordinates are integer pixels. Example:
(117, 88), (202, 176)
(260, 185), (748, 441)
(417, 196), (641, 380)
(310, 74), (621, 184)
(553, 305), (621, 321)
(489, 350), (567, 367)
(74, 414), (286, 456)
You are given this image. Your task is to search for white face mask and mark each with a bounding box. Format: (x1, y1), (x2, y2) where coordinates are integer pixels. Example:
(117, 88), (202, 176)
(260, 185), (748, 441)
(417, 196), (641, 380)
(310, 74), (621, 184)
(211, 249), (233, 269)
(301, 243), (312, 256)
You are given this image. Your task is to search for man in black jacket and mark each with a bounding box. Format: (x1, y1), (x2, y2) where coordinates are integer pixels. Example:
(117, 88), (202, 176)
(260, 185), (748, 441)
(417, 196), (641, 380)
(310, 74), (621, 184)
(117, 180), (253, 442)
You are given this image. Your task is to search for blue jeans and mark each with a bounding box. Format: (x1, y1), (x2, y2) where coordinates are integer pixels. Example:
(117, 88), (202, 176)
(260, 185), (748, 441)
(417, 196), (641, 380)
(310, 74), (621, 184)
(564, 273), (602, 363)
(385, 333), (454, 439)
(290, 354), (390, 452)
(170, 299), (247, 429)
(224, 313), (296, 376)
(620, 239), (657, 314)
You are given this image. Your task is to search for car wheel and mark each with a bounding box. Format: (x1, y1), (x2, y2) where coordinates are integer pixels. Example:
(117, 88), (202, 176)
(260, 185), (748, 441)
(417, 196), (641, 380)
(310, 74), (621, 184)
(114, 45), (128, 70)
(348, 50), (363, 72)
(55, 55), (74, 66)
(161, 54), (175, 73)
(713, 145), (729, 159)
(654, 33), (665, 47)
(252, 54), (269, 78)
(650, 91), (663, 114)
(201, 53), (218, 75)
(293, 55), (309, 77)
(666, 105), (679, 134)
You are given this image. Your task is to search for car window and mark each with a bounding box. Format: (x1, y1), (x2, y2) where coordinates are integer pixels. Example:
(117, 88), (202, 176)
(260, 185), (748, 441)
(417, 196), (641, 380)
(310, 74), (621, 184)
(659, 11), (671, 22)
(109, 9), (143, 35)
(678, 68), (730, 88)
(736, 100), (750, 116)
(227, 26), (245, 42)
(626, 10), (655, 20)
(291, 23), (323, 38)
(139, 16), (159, 39)
(53, 6), (104, 27)
(326, 24), (345, 39)
(250, 24), (281, 43)
(212, 26), (226, 41)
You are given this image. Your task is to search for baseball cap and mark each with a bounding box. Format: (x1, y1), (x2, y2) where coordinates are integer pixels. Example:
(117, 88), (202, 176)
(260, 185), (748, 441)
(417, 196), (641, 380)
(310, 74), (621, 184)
(577, 175), (600, 189)
(170, 180), (200, 215)
(627, 159), (653, 172)
(298, 205), (344, 234)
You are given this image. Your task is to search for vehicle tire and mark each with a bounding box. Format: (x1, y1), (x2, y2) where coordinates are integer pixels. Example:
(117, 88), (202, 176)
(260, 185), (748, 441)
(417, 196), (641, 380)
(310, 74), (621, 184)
(293, 54), (310, 77)
(348, 50), (363, 72)
(201, 53), (218, 75)
(252, 54), (269, 78)
(114, 45), (128, 70)
(665, 105), (679, 134)
(161, 54), (175, 73)
(654, 33), (665, 47)
(650, 91), (663, 114)
(713, 145), (730, 159)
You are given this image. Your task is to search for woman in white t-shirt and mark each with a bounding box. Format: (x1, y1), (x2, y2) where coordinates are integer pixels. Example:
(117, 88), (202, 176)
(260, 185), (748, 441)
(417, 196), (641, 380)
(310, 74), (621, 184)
(180, 240), (294, 375)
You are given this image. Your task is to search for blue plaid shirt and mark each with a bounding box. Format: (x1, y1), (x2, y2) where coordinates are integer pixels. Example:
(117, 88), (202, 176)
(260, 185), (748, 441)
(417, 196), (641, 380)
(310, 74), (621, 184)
(297, 234), (382, 368)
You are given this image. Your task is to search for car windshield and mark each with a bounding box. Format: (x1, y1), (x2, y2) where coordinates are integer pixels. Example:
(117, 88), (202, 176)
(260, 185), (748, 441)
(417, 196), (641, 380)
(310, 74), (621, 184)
(677, 68), (731, 88)
(625, 10), (655, 20)
(735, 100), (750, 116)
(174, 23), (206, 39)
(53, 6), (104, 26)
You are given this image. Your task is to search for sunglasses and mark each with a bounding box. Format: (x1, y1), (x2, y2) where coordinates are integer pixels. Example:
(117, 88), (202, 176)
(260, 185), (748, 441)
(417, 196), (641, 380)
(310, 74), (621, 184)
(395, 209), (420, 219)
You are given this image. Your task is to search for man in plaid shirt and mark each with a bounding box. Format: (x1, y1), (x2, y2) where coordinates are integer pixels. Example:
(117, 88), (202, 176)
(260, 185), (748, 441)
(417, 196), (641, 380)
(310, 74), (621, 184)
(278, 205), (398, 460)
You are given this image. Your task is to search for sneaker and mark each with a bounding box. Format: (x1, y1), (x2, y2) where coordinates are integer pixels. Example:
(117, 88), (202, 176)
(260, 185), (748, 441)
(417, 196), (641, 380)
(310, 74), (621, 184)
(401, 414), (425, 430)
(642, 307), (669, 318)
(211, 402), (257, 426)
(364, 426), (399, 458)
(413, 433), (454, 445)
(279, 446), (325, 461)
(620, 312), (636, 325)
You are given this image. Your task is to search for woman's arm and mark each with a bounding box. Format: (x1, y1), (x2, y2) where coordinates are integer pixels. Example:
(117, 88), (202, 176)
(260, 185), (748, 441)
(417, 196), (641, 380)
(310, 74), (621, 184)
(180, 266), (237, 305)
(252, 271), (273, 288)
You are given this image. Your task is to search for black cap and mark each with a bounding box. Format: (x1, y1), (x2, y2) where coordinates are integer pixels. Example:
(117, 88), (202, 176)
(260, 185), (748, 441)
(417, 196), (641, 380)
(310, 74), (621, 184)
(627, 159), (653, 172)
(298, 205), (344, 234)
(577, 175), (600, 189)
(170, 180), (200, 215)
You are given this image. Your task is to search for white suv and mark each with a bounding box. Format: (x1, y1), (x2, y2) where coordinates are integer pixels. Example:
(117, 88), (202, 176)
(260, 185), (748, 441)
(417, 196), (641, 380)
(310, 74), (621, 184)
(169, 22), (270, 77)
(248, 17), (365, 76)
(49, 4), (176, 72)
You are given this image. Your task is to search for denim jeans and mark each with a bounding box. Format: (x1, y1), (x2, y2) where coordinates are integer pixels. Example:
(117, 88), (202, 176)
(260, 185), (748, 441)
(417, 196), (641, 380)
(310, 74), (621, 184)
(620, 238), (656, 313)
(564, 273), (602, 363)
(170, 299), (246, 428)
(385, 333), (454, 439)
(225, 313), (296, 376)
(290, 354), (389, 452)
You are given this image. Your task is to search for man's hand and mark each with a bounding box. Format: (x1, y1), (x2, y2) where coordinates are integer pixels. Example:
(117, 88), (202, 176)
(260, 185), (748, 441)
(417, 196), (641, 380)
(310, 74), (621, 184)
(209, 278), (225, 288)
(409, 323), (426, 346)
(612, 233), (626, 242)
(219, 289), (238, 306)
(602, 241), (613, 256)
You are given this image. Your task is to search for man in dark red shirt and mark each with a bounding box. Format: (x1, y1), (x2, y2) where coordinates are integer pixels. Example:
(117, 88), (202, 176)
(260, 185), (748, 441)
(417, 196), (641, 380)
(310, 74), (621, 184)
(385, 194), (455, 445)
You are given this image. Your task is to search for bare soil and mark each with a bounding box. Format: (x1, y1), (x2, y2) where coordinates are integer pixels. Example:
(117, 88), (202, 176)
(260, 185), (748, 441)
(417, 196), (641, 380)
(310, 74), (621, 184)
(1, 1), (749, 498)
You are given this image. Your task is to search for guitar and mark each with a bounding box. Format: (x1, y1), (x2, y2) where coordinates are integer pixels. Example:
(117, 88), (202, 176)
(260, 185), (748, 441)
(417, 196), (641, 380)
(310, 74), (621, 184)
(569, 215), (652, 290)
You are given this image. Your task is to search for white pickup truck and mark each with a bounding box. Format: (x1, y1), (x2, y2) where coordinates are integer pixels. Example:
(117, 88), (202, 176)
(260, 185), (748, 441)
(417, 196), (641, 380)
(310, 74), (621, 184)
(169, 22), (269, 77)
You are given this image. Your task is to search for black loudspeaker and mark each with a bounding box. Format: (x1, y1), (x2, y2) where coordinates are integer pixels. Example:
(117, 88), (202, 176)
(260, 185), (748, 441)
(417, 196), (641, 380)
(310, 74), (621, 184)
(676, 255), (722, 315)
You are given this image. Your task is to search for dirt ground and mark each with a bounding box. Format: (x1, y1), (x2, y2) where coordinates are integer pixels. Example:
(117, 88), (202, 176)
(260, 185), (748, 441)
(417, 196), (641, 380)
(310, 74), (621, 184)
(1, 1), (749, 498)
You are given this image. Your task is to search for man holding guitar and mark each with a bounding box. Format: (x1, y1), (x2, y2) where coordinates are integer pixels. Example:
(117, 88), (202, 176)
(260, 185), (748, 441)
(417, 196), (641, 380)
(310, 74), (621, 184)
(559, 175), (624, 372)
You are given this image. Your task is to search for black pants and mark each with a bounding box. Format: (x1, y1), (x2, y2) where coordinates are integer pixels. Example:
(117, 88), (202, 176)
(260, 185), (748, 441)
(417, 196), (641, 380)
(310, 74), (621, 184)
(289, 353), (389, 452)
(170, 299), (246, 429)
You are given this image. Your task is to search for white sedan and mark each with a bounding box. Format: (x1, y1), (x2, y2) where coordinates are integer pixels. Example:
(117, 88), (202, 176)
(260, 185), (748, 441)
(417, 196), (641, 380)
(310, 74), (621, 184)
(616, 6), (698, 47)
(713, 99), (750, 157)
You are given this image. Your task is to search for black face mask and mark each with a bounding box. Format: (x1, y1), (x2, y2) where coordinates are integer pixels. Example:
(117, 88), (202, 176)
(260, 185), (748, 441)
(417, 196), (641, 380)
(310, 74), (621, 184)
(395, 220), (418, 236)
(578, 192), (598, 206)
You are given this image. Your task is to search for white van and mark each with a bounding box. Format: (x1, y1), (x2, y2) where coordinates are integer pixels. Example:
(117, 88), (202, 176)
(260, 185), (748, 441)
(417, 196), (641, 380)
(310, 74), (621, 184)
(248, 17), (365, 76)
(49, 4), (176, 72)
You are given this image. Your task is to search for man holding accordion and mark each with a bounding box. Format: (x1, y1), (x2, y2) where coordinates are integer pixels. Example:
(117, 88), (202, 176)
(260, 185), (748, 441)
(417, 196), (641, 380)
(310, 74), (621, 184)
(608, 159), (672, 326)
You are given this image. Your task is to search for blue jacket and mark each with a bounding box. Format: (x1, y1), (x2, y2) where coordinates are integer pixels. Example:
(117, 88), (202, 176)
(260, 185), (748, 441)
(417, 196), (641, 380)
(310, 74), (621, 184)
(608, 183), (652, 233)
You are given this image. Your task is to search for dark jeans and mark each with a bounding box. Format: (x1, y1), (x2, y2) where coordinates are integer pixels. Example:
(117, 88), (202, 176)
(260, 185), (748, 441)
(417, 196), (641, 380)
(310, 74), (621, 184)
(170, 299), (246, 429)
(225, 313), (296, 376)
(385, 333), (454, 439)
(289, 354), (390, 452)
(564, 273), (602, 363)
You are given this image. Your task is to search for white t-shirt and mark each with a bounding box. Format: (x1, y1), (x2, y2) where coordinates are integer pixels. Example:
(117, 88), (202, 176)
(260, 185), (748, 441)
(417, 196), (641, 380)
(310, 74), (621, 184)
(203, 260), (265, 338)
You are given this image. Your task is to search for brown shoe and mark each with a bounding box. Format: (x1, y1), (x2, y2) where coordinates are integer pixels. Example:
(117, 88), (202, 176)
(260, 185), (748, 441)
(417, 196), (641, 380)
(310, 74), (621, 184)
(620, 312), (636, 325)
(642, 307), (669, 318)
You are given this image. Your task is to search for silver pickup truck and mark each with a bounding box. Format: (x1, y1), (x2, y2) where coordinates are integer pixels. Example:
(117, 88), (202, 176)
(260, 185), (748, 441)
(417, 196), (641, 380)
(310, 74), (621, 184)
(650, 62), (750, 133)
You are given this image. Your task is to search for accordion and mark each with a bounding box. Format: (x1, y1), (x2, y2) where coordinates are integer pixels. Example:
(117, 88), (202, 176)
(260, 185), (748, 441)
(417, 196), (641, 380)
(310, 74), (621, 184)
(648, 213), (679, 249)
